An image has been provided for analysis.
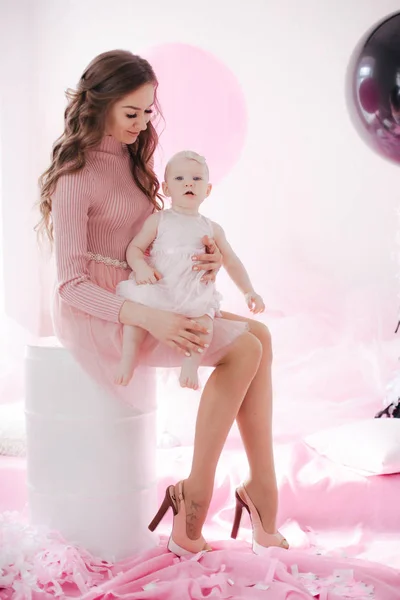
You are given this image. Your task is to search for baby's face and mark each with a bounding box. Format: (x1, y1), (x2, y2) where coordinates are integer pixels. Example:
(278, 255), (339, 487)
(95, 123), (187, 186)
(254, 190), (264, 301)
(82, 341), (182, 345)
(163, 157), (211, 212)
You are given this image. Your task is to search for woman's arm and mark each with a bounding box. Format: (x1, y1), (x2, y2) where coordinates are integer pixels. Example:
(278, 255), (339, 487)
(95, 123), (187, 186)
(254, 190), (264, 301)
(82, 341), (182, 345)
(52, 167), (126, 323)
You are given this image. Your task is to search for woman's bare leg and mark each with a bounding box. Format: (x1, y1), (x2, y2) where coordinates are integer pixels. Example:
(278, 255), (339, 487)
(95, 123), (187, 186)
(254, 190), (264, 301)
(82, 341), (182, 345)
(179, 331), (262, 540)
(221, 313), (279, 534)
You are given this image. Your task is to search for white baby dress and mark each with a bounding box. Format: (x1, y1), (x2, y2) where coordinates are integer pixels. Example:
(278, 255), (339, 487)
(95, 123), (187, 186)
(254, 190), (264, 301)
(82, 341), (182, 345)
(117, 209), (222, 319)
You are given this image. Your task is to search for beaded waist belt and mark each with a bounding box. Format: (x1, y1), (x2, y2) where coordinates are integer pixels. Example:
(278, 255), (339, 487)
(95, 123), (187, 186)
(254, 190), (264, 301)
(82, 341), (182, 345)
(87, 252), (129, 270)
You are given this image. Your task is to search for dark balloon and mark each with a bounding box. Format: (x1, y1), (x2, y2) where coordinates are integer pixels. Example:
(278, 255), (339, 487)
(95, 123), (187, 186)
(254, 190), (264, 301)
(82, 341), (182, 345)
(346, 12), (400, 165)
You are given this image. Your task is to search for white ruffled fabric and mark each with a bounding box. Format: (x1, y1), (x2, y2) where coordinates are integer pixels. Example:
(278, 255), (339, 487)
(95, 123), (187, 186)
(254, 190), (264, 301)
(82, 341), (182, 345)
(0, 512), (112, 599)
(0, 511), (384, 600)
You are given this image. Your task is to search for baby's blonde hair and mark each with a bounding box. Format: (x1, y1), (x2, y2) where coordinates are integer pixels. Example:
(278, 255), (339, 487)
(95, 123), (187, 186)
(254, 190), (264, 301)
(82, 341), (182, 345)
(164, 150), (209, 180)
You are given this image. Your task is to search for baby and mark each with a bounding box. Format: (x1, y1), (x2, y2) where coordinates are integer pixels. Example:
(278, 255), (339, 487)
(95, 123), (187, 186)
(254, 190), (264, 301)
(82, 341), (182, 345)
(115, 151), (264, 389)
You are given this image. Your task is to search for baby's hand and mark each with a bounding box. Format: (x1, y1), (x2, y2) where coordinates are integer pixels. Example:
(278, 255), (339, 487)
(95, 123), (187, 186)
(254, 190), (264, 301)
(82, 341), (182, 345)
(245, 291), (265, 314)
(134, 262), (162, 285)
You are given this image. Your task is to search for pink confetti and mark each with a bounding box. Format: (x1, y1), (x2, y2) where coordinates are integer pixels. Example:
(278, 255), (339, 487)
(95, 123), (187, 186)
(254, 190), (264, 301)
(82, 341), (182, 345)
(0, 513), (383, 600)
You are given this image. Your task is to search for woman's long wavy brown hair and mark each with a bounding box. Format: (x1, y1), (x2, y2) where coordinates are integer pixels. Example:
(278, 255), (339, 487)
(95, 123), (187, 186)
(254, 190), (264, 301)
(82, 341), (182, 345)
(37, 50), (163, 242)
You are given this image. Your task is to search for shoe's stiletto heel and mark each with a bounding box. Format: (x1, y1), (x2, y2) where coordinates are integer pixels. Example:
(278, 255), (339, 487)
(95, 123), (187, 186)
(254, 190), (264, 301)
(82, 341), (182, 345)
(148, 481), (210, 557)
(231, 490), (246, 539)
(148, 487), (177, 532)
(231, 484), (289, 553)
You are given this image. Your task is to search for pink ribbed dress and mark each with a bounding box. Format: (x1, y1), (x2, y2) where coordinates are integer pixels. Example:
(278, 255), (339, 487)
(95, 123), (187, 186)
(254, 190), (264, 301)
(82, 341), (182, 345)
(51, 135), (247, 408)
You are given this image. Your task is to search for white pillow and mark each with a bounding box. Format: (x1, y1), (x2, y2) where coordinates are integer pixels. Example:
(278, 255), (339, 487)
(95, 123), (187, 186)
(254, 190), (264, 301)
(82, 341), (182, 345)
(304, 419), (400, 476)
(0, 401), (26, 457)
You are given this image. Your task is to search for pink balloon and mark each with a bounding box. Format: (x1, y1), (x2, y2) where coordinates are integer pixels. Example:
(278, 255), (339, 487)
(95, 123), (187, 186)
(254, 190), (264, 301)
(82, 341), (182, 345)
(144, 43), (247, 183)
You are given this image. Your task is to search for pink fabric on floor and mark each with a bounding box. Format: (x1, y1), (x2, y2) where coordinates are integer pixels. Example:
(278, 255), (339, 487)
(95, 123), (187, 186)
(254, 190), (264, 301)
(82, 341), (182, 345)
(1, 449), (400, 599)
(1, 514), (399, 600)
(0, 457), (26, 515)
(80, 542), (398, 599)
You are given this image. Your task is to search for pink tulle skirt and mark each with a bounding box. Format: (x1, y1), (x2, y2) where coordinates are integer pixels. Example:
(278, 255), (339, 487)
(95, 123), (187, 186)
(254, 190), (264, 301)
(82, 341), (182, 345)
(52, 261), (248, 409)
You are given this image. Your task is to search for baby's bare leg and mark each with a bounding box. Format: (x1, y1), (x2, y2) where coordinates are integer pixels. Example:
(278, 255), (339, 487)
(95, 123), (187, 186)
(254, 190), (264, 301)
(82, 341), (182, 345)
(115, 324), (147, 386)
(180, 315), (213, 390)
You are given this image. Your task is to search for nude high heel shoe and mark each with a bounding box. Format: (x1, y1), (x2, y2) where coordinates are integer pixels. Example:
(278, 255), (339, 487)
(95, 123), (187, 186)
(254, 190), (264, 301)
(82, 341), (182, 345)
(231, 484), (289, 553)
(148, 480), (210, 556)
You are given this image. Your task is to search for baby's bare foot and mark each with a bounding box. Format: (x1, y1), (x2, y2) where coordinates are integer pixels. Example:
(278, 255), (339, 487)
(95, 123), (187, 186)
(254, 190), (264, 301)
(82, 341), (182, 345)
(114, 365), (135, 386)
(179, 365), (199, 390)
(179, 372), (199, 390)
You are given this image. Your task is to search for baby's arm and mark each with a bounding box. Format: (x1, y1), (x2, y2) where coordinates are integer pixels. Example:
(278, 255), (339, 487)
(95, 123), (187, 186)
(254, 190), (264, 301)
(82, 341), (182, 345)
(126, 212), (161, 284)
(212, 222), (265, 314)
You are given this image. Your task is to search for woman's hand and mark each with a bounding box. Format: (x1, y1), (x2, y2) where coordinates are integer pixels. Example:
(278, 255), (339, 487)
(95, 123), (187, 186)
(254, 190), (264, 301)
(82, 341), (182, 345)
(192, 235), (222, 283)
(142, 307), (210, 355)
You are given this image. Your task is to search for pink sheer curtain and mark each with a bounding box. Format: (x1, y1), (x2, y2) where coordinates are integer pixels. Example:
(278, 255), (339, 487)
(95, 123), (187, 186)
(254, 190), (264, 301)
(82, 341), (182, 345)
(0, 2), (51, 406)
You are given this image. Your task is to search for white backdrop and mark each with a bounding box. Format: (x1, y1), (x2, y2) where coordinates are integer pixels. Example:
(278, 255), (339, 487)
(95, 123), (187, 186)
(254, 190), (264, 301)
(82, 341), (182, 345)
(0, 0), (399, 439)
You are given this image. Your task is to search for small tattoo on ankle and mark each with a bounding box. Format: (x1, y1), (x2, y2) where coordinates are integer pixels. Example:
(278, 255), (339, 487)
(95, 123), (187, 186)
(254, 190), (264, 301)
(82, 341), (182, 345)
(186, 500), (202, 537)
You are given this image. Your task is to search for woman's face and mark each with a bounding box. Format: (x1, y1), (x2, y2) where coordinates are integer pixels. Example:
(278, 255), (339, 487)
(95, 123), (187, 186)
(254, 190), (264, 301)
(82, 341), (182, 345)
(105, 83), (155, 144)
